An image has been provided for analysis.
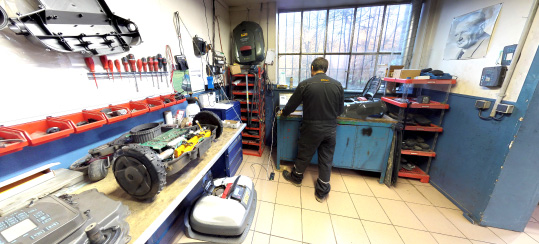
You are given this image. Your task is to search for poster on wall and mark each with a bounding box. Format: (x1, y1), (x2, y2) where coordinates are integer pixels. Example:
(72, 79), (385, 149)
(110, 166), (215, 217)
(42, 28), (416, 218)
(443, 4), (502, 60)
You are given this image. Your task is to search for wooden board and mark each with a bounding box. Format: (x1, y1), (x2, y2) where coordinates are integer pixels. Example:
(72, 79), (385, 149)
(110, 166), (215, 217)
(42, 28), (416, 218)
(73, 125), (245, 244)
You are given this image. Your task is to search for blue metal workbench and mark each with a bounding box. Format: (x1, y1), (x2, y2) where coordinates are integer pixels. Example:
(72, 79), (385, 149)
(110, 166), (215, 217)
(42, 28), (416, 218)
(276, 112), (397, 183)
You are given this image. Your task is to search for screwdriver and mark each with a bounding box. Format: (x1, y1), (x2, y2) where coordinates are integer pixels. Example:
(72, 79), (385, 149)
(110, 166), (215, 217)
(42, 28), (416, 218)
(137, 59), (143, 80)
(148, 57), (155, 87)
(114, 60), (122, 79)
(108, 60), (114, 81)
(142, 57), (150, 87)
(157, 54), (164, 84)
(121, 57), (129, 74)
(99, 55), (109, 79)
(127, 54), (139, 92)
(84, 57), (98, 89)
(162, 58), (169, 87)
(152, 56), (160, 89)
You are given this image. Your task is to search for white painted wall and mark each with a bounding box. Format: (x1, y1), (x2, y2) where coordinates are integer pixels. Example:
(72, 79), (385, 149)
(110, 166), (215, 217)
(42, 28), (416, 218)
(0, 0), (230, 126)
(414, 0), (539, 102)
(229, 2), (277, 83)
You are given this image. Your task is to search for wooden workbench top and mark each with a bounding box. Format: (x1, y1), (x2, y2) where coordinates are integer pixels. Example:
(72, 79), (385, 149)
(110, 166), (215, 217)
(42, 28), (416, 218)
(277, 111), (397, 124)
(74, 125), (245, 244)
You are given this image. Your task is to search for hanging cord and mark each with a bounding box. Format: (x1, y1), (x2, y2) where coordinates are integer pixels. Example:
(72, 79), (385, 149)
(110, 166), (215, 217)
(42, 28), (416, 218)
(215, 16), (224, 52)
(165, 45), (174, 86)
(173, 11), (185, 55)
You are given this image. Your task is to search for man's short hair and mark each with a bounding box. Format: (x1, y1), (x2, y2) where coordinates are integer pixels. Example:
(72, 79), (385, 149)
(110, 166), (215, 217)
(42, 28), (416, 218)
(311, 57), (328, 73)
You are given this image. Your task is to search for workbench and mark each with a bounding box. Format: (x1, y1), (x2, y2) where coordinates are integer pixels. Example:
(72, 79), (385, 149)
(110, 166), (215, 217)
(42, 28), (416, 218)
(74, 125), (246, 244)
(277, 112), (396, 183)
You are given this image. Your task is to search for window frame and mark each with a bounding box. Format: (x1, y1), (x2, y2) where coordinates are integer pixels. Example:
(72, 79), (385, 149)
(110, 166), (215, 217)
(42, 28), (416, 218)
(277, 4), (412, 90)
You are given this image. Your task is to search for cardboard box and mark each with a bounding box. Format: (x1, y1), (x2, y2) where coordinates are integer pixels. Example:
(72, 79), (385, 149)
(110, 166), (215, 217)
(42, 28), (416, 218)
(230, 64), (242, 75)
(393, 69), (421, 79)
(385, 65), (404, 77)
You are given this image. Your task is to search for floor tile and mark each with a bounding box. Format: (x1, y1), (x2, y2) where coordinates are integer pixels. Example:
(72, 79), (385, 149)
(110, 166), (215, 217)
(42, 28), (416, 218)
(327, 191), (359, 218)
(406, 202), (464, 237)
(269, 235), (302, 244)
(349, 194), (391, 224)
(252, 232), (270, 244)
(414, 185), (459, 209)
(431, 233), (473, 244)
(242, 231), (254, 244)
(362, 220), (404, 244)
(255, 179), (278, 203)
(271, 204), (302, 242)
(331, 215), (370, 244)
(532, 205), (539, 222)
(342, 175), (374, 196)
(275, 182), (301, 208)
(395, 226), (438, 244)
(364, 177), (402, 200)
(251, 201), (261, 231)
(249, 155), (265, 164)
(254, 201), (275, 234)
(330, 172), (348, 193)
(393, 182), (432, 205)
(437, 208), (504, 244)
(377, 198), (426, 230)
(525, 221), (539, 242)
(178, 234), (205, 243)
(469, 241), (491, 244)
(240, 162), (263, 179)
(406, 178), (430, 186)
(300, 186), (329, 213)
(302, 209), (336, 244)
(339, 168), (363, 176)
(489, 226), (539, 244)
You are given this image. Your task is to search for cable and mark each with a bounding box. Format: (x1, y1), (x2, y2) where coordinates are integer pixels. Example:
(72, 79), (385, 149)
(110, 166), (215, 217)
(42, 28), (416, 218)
(493, 113), (505, 121)
(173, 12), (185, 55)
(478, 109), (492, 120)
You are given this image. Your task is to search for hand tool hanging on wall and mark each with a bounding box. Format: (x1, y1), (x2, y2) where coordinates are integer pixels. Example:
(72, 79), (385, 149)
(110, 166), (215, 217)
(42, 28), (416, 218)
(121, 57), (129, 75)
(115, 60), (123, 80)
(108, 60), (114, 81)
(148, 57), (156, 87)
(99, 55), (110, 79)
(162, 58), (169, 88)
(127, 54), (139, 92)
(152, 56), (160, 89)
(142, 57), (150, 86)
(84, 57), (98, 89)
(157, 54), (164, 85)
(137, 59), (143, 80)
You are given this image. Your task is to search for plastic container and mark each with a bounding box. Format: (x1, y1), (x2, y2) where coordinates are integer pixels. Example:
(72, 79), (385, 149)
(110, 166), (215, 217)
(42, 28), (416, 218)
(7, 119), (74, 146)
(50, 111), (107, 134)
(91, 105), (131, 124)
(0, 127), (29, 156)
(116, 101), (149, 118)
(160, 94), (177, 108)
(146, 97), (165, 112)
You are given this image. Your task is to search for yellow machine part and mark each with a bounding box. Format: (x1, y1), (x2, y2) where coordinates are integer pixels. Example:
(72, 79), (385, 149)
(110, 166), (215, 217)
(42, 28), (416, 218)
(174, 130), (212, 158)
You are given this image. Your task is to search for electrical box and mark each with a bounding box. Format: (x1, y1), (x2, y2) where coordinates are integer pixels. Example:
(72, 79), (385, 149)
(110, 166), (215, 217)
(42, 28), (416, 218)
(502, 44), (517, 66)
(475, 100), (491, 109)
(496, 104), (514, 114)
(193, 36), (207, 57)
(480, 66), (507, 87)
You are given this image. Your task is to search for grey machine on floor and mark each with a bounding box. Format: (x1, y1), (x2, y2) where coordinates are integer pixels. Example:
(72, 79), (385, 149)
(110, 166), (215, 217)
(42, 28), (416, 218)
(0, 189), (130, 244)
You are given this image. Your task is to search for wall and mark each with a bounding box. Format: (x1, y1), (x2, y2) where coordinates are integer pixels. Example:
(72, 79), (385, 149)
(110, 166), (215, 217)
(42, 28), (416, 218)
(414, 0), (539, 230)
(229, 2), (277, 83)
(0, 0), (231, 126)
(0, 0), (231, 180)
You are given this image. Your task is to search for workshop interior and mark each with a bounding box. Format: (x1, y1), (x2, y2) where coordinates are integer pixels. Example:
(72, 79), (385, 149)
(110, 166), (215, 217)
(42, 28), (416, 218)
(0, 0), (538, 243)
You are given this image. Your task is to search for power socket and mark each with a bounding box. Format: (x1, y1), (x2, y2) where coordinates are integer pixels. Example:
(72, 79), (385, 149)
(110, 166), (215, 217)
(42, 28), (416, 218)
(496, 103), (514, 114)
(475, 100), (491, 109)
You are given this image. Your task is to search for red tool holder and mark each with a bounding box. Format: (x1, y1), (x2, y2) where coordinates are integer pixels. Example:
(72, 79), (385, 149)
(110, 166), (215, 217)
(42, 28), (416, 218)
(51, 111), (107, 133)
(91, 106), (131, 124)
(0, 127), (29, 156)
(159, 95), (177, 108)
(146, 97), (165, 111)
(116, 102), (149, 118)
(398, 167), (430, 183)
(5, 119), (74, 146)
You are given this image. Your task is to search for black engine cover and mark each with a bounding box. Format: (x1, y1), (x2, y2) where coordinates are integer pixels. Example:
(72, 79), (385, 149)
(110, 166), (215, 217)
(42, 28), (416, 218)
(232, 21), (265, 64)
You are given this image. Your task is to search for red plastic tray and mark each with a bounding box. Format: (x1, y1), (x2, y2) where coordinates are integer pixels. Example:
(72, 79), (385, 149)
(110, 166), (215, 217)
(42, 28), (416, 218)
(160, 95), (177, 108)
(7, 119), (74, 146)
(146, 97), (165, 112)
(51, 111), (107, 133)
(91, 106), (131, 124)
(381, 97), (450, 109)
(401, 149), (436, 157)
(383, 77), (456, 85)
(399, 167), (430, 183)
(404, 124), (443, 132)
(176, 97), (187, 104)
(116, 102), (149, 118)
(0, 127), (29, 156)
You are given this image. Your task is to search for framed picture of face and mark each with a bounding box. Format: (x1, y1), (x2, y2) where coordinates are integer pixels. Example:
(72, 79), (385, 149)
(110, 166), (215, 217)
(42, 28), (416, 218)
(443, 4), (502, 60)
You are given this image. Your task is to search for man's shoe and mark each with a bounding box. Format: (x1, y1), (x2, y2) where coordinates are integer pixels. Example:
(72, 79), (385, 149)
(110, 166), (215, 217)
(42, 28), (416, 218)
(282, 170), (302, 187)
(315, 192), (328, 203)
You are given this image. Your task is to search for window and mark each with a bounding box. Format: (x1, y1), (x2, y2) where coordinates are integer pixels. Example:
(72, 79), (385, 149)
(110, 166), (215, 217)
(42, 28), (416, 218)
(278, 4), (412, 89)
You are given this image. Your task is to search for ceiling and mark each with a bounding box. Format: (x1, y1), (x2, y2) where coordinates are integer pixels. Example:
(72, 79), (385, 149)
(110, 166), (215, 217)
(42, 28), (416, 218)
(223, 0), (410, 10)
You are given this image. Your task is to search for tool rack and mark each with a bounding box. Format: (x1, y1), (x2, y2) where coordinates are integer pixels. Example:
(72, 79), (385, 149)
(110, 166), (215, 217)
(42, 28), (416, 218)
(381, 77), (456, 183)
(230, 67), (266, 157)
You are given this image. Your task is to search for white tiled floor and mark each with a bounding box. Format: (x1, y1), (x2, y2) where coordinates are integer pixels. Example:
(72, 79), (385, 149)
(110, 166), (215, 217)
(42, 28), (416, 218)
(177, 146), (539, 244)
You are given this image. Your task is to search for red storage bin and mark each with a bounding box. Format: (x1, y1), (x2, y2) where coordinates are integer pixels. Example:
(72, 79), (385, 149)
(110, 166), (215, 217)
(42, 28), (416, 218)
(160, 94), (177, 108)
(7, 119), (74, 146)
(115, 101), (149, 118)
(50, 111), (107, 134)
(146, 97), (165, 112)
(90, 105), (131, 124)
(0, 127), (29, 156)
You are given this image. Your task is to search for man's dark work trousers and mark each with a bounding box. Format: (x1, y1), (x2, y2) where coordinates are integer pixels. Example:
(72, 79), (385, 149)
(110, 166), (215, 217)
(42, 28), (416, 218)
(294, 121), (336, 196)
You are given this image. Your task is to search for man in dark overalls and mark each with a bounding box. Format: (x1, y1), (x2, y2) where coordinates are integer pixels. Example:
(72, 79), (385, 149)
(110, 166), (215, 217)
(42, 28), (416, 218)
(281, 57), (344, 202)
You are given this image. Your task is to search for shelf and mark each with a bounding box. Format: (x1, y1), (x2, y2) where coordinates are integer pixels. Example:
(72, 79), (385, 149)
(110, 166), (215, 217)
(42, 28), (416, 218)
(239, 101), (256, 105)
(241, 117), (260, 123)
(404, 124), (443, 132)
(91, 106), (131, 124)
(241, 109), (259, 114)
(242, 139), (261, 146)
(401, 150), (436, 157)
(7, 119), (74, 146)
(381, 97), (450, 109)
(160, 95), (177, 108)
(383, 77), (456, 85)
(116, 102), (149, 118)
(145, 98), (165, 112)
(233, 92), (254, 95)
(243, 147), (265, 157)
(232, 73), (256, 78)
(398, 167), (430, 183)
(0, 127), (29, 156)
(53, 111), (107, 133)
(232, 82), (255, 86)
(176, 97), (187, 104)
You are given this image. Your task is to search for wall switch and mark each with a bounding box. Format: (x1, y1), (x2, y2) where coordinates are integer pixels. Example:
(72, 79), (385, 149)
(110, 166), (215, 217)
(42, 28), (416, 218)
(475, 100), (491, 109)
(496, 104), (514, 114)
